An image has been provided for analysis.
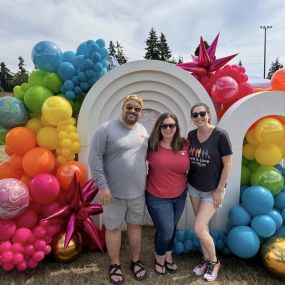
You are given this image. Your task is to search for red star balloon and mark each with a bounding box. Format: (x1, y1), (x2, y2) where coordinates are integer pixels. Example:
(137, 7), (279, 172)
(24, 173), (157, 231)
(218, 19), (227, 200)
(45, 175), (104, 251)
(177, 34), (238, 76)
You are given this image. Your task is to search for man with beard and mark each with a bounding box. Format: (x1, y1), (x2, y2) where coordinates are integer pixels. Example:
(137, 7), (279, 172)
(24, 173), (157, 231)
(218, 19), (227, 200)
(89, 94), (148, 285)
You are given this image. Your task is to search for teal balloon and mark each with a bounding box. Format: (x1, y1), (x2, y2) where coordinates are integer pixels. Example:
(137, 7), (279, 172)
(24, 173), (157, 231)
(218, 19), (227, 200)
(241, 165), (251, 186)
(251, 166), (284, 196)
(0, 96), (29, 128)
(251, 215), (276, 238)
(228, 205), (251, 226)
(173, 241), (184, 254)
(268, 209), (283, 229)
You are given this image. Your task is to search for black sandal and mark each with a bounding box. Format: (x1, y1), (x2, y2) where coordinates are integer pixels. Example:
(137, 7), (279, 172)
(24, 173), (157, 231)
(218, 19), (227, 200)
(154, 259), (166, 275)
(130, 260), (147, 281)
(109, 264), (124, 285)
(165, 260), (178, 273)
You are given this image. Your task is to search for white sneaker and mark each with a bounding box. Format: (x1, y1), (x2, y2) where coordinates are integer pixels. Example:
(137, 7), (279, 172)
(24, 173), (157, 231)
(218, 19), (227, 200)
(193, 258), (208, 276)
(203, 260), (221, 282)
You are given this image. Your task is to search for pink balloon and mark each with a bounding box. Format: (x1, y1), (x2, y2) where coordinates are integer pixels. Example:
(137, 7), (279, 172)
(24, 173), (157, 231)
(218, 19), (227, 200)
(42, 201), (61, 218)
(43, 245), (51, 254)
(24, 245), (35, 256)
(15, 209), (38, 229)
(29, 173), (60, 204)
(0, 241), (12, 252)
(12, 228), (33, 245)
(33, 226), (47, 239)
(2, 261), (15, 271)
(0, 219), (17, 241)
(28, 259), (38, 269)
(0, 178), (30, 219)
(34, 239), (46, 251)
(2, 251), (13, 263)
(11, 243), (23, 253)
(211, 76), (239, 104)
(13, 252), (24, 264)
(44, 236), (53, 244)
(17, 260), (28, 271)
(32, 251), (45, 262)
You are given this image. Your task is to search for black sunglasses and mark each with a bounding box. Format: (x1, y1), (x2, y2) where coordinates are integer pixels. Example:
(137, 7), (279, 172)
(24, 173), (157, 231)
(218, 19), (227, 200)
(125, 104), (142, 112)
(191, 111), (207, 118)
(160, 124), (177, 129)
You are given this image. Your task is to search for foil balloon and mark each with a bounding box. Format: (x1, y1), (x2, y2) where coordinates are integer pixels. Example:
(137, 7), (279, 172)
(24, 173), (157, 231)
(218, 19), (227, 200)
(0, 178), (30, 219)
(260, 236), (285, 278)
(45, 175), (104, 251)
(51, 230), (82, 262)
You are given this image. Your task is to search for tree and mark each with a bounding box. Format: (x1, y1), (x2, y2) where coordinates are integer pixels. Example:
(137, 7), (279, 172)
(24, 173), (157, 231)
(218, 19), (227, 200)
(0, 62), (14, 92)
(238, 60), (243, 66)
(108, 41), (116, 57)
(13, 56), (29, 87)
(267, 57), (283, 79)
(194, 41), (209, 56)
(144, 28), (160, 60)
(115, 41), (128, 64)
(159, 33), (172, 61)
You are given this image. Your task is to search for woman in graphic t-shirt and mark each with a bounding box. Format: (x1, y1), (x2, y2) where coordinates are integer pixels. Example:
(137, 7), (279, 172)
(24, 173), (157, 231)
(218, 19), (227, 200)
(187, 103), (232, 282)
(146, 113), (190, 275)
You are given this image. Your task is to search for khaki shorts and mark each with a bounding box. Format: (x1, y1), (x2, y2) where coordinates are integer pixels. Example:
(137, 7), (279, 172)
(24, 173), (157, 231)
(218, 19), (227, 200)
(103, 194), (146, 230)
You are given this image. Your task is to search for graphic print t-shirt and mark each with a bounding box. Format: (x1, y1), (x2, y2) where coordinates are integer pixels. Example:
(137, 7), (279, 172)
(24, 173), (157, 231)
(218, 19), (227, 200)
(187, 127), (232, 192)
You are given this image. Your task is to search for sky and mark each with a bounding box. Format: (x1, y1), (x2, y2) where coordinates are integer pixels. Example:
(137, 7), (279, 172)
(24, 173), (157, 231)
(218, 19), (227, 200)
(0, 0), (285, 78)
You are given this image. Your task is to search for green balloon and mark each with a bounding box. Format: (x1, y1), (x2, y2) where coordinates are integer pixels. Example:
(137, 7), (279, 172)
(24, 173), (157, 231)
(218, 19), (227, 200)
(0, 127), (8, 144)
(241, 165), (251, 186)
(44, 72), (63, 93)
(28, 69), (47, 86)
(251, 166), (284, 196)
(247, 160), (261, 172)
(24, 85), (53, 113)
(13, 85), (24, 100)
(242, 157), (249, 165)
(72, 94), (85, 115)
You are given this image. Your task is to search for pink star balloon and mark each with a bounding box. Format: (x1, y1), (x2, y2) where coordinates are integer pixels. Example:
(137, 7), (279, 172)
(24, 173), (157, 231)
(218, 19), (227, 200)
(45, 175), (104, 251)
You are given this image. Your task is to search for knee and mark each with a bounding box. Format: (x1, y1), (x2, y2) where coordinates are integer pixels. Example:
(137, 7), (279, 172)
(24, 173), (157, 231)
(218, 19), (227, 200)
(194, 224), (206, 238)
(108, 226), (121, 234)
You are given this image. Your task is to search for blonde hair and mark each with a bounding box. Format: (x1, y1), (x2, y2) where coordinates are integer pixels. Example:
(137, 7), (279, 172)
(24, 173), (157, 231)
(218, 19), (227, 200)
(123, 94), (144, 107)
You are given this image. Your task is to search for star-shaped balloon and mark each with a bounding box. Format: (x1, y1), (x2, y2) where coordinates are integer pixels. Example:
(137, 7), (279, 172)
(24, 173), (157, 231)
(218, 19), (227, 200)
(177, 34), (238, 76)
(45, 175), (104, 251)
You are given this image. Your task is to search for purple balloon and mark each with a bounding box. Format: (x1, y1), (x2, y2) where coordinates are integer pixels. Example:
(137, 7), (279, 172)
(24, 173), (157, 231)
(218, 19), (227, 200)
(0, 178), (30, 219)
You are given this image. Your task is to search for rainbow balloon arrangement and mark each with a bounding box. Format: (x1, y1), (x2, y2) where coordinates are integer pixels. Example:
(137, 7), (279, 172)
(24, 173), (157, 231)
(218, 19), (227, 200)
(0, 38), (109, 271)
(177, 34), (254, 119)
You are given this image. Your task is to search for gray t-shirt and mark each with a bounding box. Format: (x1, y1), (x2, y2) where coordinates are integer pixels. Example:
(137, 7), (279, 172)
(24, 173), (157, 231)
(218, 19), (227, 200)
(88, 119), (148, 199)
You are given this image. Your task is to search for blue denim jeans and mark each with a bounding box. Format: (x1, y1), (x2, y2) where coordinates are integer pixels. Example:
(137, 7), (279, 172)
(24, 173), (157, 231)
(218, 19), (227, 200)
(146, 190), (187, 255)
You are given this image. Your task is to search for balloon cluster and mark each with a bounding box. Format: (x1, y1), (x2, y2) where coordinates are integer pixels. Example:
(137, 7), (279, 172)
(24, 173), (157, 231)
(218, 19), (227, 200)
(173, 228), (230, 255)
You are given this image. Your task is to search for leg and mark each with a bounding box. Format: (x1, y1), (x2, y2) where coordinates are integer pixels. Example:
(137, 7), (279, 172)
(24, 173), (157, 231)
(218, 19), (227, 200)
(127, 223), (142, 262)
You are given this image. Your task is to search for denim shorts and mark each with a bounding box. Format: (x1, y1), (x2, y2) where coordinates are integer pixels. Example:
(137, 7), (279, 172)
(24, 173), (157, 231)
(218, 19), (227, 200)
(187, 184), (225, 206)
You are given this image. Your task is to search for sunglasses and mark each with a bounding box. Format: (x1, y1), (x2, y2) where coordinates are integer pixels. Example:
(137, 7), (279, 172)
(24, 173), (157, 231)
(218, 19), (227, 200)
(191, 111), (207, 118)
(125, 104), (142, 112)
(160, 124), (177, 129)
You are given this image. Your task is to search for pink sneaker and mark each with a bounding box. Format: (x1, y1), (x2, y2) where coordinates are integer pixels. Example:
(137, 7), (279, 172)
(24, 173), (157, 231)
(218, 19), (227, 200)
(203, 260), (221, 282)
(193, 258), (208, 276)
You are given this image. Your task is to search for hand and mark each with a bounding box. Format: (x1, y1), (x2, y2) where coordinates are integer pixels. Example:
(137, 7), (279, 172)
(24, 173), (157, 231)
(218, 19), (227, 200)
(99, 188), (112, 205)
(213, 190), (224, 209)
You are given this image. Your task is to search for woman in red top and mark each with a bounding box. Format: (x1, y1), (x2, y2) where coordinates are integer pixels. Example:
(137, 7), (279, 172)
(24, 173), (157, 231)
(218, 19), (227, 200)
(146, 113), (190, 275)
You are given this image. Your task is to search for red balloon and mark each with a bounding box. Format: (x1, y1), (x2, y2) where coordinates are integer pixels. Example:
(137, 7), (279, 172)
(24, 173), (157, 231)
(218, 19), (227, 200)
(211, 76), (239, 104)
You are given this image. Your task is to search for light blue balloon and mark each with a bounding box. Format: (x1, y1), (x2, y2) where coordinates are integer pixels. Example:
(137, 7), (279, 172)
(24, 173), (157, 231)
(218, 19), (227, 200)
(94, 62), (103, 72)
(227, 226), (260, 258)
(72, 55), (85, 70)
(242, 186), (274, 217)
(268, 209), (283, 229)
(86, 40), (96, 47)
(76, 41), (89, 56)
(228, 205), (251, 226)
(57, 62), (75, 80)
(62, 51), (76, 63)
(32, 41), (62, 72)
(86, 69), (96, 79)
(90, 43), (100, 53)
(96, 38), (105, 48)
(173, 241), (184, 254)
(91, 52), (101, 63)
(274, 192), (285, 211)
(175, 230), (185, 241)
(275, 225), (285, 237)
(99, 47), (109, 59)
(82, 59), (94, 71)
(251, 215), (276, 238)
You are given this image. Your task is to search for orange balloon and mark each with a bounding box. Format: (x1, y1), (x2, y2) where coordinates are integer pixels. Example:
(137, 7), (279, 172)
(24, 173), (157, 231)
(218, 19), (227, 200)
(4, 144), (14, 156)
(56, 161), (88, 191)
(20, 174), (33, 186)
(271, 68), (285, 90)
(22, 147), (55, 177)
(0, 161), (22, 179)
(8, 154), (23, 171)
(6, 127), (37, 156)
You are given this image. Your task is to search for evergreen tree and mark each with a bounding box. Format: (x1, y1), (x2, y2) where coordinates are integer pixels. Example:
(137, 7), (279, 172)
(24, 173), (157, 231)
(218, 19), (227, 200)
(13, 56), (29, 86)
(115, 41), (128, 64)
(0, 62), (14, 92)
(194, 41), (209, 56)
(144, 28), (160, 60)
(178, 56), (183, 63)
(108, 41), (116, 57)
(159, 33), (172, 61)
(238, 60), (243, 66)
(267, 57), (283, 79)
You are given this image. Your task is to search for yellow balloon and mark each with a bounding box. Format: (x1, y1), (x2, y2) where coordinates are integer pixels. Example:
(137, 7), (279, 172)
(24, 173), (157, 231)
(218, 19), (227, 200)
(42, 96), (72, 126)
(255, 143), (282, 166)
(278, 140), (285, 158)
(71, 142), (80, 153)
(255, 118), (284, 144)
(41, 115), (53, 127)
(26, 118), (43, 134)
(242, 144), (256, 160)
(37, 127), (58, 150)
(245, 129), (259, 146)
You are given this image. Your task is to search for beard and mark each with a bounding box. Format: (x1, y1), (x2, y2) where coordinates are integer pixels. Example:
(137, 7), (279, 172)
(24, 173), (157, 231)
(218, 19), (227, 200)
(122, 112), (139, 125)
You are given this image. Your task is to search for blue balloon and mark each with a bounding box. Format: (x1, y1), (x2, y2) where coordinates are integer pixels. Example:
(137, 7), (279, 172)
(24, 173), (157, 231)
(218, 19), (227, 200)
(86, 40), (96, 47)
(57, 62), (75, 80)
(94, 62), (103, 73)
(76, 41), (89, 56)
(242, 186), (274, 217)
(90, 43), (100, 53)
(274, 192), (285, 211)
(32, 41), (62, 72)
(184, 229), (195, 240)
(82, 59), (94, 71)
(62, 51), (76, 63)
(227, 226), (260, 258)
(268, 209), (283, 229)
(228, 205), (251, 226)
(72, 76), (80, 85)
(173, 241), (184, 254)
(183, 240), (193, 253)
(86, 69), (96, 79)
(175, 230), (185, 241)
(78, 72), (87, 82)
(74, 86), (82, 95)
(222, 246), (231, 255)
(80, 82), (90, 92)
(275, 225), (285, 237)
(96, 38), (105, 48)
(210, 230), (220, 240)
(63, 80), (74, 91)
(72, 55), (85, 70)
(251, 215), (276, 238)
(91, 52), (102, 63)
(65, 90), (75, 100)
(99, 47), (109, 59)
(215, 239), (225, 251)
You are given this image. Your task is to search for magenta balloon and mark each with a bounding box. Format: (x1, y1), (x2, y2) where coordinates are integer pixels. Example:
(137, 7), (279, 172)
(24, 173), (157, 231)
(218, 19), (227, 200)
(12, 228), (33, 245)
(0, 219), (17, 241)
(1, 251), (13, 263)
(29, 173), (60, 205)
(32, 251), (45, 262)
(13, 252), (24, 264)
(0, 178), (30, 219)
(15, 209), (38, 229)
(17, 260), (28, 271)
(211, 76), (239, 104)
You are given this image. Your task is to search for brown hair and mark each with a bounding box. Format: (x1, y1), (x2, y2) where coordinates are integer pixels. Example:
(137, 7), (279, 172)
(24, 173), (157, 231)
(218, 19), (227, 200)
(148, 113), (184, 152)
(191, 102), (211, 123)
